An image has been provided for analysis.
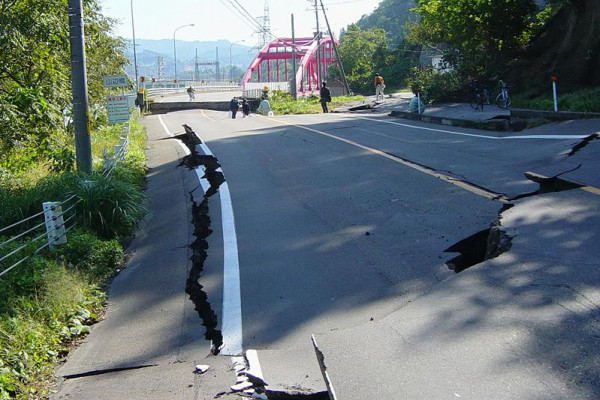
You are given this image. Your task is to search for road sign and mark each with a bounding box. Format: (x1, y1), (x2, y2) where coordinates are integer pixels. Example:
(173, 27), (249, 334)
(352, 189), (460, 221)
(102, 75), (128, 88)
(107, 95), (130, 124)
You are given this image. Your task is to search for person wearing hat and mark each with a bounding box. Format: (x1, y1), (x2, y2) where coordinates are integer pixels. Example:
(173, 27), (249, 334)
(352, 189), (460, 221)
(374, 73), (385, 100)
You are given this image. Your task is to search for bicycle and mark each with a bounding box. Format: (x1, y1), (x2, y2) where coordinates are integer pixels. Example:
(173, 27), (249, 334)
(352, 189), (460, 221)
(469, 82), (490, 111)
(495, 80), (511, 108)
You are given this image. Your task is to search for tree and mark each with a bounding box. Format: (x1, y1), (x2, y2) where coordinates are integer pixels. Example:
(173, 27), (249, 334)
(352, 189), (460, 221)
(0, 0), (127, 170)
(355, 0), (417, 46)
(408, 0), (538, 77)
(332, 25), (389, 93)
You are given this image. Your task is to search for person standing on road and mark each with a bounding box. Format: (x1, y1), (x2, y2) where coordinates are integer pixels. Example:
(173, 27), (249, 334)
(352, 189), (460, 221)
(374, 73), (385, 100)
(241, 98), (250, 118)
(256, 97), (271, 116)
(229, 97), (239, 119)
(319, 81), (332, 113)
(187, 86), (195, 101)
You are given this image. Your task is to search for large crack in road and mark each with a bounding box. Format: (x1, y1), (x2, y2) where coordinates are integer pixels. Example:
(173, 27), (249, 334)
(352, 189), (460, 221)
(176, 124), (225, 355)
(174, 124), (329, 399)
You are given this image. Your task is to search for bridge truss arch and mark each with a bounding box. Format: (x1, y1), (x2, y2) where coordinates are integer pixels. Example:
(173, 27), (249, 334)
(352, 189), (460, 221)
(241, 36), (337, 95)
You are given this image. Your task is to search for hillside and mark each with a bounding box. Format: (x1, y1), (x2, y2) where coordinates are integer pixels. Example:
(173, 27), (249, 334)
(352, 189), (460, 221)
(511, 0), (600, 92)
(354, 0), (417, 44)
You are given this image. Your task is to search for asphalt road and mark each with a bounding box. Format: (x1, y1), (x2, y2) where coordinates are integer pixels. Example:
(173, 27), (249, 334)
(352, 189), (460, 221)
(53, 108), (599, 399)
(157, 109), (598, 395)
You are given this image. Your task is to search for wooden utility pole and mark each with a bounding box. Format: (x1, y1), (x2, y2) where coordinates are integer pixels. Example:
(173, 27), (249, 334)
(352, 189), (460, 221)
(320, 0), (350, 95)
(313, 0), (322, 87)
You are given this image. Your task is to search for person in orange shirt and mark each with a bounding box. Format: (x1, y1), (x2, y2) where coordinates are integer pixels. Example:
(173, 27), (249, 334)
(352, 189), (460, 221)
(374, 73), (385, 100)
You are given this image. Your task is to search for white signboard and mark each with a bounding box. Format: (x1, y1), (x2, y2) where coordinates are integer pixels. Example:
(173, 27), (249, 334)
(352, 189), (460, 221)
(107, 95), (130, 124)
(103, 75), (128, 88)
(126, 93), (137, 108)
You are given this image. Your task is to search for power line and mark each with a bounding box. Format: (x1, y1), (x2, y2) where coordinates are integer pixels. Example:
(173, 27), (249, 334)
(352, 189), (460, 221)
(216, 0), (262, 32)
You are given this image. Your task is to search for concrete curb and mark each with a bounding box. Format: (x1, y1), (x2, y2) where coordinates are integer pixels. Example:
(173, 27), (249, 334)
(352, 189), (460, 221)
(389, 110), (510, 131)
(511, 108), (600, 121)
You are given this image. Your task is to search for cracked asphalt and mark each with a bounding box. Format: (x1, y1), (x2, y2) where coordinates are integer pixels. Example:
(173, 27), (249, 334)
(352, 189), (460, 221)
(51, 100), (599, 399)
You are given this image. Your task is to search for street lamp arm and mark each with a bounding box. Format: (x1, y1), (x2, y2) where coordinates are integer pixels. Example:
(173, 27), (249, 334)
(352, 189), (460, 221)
(173, 23), (195, 82)
(229, 40), (245, 82)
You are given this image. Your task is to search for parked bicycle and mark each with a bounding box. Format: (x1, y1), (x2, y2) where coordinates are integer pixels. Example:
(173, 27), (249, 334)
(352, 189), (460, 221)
(469, 80), (490, 111)
(495, 80), (511, 108)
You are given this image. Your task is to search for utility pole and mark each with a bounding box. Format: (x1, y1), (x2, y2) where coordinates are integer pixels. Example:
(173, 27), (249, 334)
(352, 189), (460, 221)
(195, 49), (199, 82)
(290, 14), (297, 100)
(320, 0), (350, 95)
(67, 0), (92, 174)
(131, 0), (138, 90)
(313, 0), (322, 88)
(215, 46), (220, 81)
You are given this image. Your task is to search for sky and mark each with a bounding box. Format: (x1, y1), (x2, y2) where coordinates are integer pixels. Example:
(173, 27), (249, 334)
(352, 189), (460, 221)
(100, 0), (384, 44)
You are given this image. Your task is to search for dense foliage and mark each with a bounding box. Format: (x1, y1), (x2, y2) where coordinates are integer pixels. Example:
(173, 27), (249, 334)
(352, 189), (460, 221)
(339, 0), (599, 106)
(0, 121), (147, 399)
(0, 0), (128, 175)
(407, 0), (538, 78)
(354, 0), (417, 46)
(330, 24), (420, 94)
(330, 25), (389, 93)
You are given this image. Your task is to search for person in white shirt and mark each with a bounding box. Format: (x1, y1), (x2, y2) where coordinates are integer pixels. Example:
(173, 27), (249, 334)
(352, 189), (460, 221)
(256, 98), (271, 116)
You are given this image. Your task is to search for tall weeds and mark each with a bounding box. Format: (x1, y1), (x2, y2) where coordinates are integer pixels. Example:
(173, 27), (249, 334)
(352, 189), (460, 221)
(0, 120), (147, 399)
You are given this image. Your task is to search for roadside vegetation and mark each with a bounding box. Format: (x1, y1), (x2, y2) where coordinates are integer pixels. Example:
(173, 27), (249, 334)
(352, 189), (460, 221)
(511, 87), (600, 113)
(0, 122), (147, 399)
(268, 90), (363, 115)
(0, 1), (145, 398)
(327, 0), (599, 112)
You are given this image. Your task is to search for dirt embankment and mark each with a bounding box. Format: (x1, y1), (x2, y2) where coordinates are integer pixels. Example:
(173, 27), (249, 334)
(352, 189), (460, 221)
(511, 0), (600, 92)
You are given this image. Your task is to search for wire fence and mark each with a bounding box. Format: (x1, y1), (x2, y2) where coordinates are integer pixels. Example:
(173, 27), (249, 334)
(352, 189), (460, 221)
(0, 123), (131, 278)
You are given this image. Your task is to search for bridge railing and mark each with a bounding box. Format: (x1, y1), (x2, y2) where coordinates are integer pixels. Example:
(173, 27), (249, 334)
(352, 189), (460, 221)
(146, 86), (241, 97)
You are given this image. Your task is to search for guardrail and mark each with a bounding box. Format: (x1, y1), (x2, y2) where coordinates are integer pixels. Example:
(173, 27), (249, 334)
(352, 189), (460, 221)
(102, 123), (130, 177)
(0, 197), (79, 278)
(0, 123), (131, 278)
(242, 89), (264, 99)
(146, 86), (241, 97)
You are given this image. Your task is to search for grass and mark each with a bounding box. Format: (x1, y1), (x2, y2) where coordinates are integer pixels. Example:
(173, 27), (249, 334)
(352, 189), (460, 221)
(512, 87), (600, 113)
(0, 118), (147, 399)
(268, 91), (364, 115)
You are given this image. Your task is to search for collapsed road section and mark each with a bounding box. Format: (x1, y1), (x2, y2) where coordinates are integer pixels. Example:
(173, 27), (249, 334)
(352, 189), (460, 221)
(445, 204), (514, 273)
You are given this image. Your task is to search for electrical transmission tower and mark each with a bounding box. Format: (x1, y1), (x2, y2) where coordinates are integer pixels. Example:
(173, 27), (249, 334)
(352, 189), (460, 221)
(157, 56), (165, 81)
(195, 47), (221, 81)
(256, 0), (271, 48)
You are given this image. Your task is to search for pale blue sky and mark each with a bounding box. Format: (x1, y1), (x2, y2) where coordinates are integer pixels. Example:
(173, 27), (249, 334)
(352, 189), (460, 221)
(100, 0), (383, 44)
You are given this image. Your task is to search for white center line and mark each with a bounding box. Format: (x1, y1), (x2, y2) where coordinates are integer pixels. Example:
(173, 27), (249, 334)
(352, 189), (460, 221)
(196, 145), (242, 356)
(158, 115), (242, 355)
(357, 116), (590, 140)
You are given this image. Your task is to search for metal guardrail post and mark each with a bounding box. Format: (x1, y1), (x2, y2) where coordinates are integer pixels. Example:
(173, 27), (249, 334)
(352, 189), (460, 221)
(43, 202), (67, 249)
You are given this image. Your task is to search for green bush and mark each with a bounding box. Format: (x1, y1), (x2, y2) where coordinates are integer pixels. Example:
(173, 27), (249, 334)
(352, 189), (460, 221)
(73, 174), (147, 239)
(0, 236), (113, 398)
(0, 264), (104, 399)
(0, 118), (147, 399)
(267, 90), (364, 115)
(56, 230), (123, 283)
(406, 68), (463, 104)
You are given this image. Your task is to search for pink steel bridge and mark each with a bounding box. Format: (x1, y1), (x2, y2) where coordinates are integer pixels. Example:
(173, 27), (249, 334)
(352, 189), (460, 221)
(241, 36), (337, 95)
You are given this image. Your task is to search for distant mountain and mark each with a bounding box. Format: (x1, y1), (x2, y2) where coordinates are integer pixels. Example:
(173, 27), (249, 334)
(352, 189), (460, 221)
(123, 39), (255, 81)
